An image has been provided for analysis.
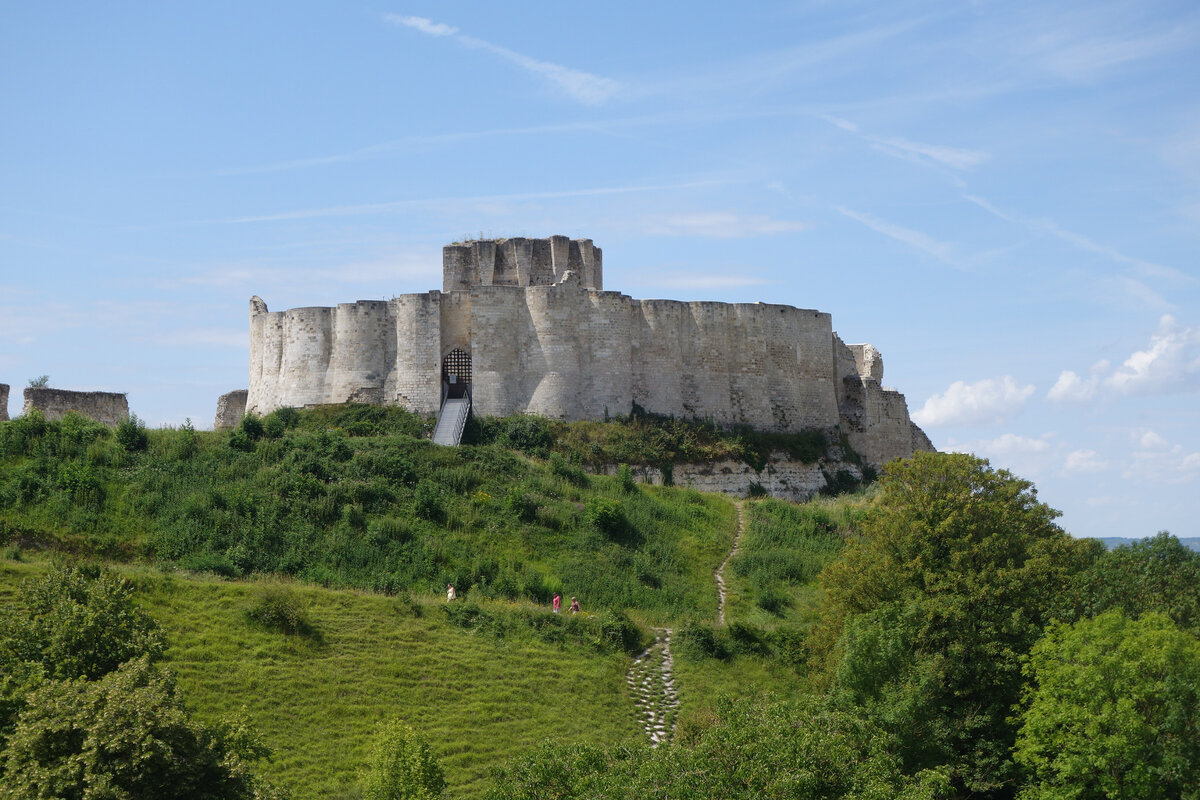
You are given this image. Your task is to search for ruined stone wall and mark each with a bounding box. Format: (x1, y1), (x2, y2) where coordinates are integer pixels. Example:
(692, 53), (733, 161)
(248, 293), (443, 415)
(22, 388), (128, 426)
(244, 236), (933, 466)
(443, 237), (602, 292)
(0, 384), (8, 422)
(214, 390), (247, 430)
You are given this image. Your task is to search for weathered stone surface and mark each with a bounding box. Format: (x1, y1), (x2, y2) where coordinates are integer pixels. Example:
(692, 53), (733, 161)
(214, 389), (248, 430)
(246, 236), (935, 467)
(608, 452), (857, 502)
(22, 388), (128, 426)
(0, 384), (8, 422)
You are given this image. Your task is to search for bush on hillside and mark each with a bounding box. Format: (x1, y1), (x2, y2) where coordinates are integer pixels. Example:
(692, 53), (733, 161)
(1, 657), (281, 800)
(116, 413), (149, 452)
(359, 718), (446, 800)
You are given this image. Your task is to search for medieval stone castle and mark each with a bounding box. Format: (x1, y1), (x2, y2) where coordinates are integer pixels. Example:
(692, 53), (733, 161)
(240, 236), (932, 468)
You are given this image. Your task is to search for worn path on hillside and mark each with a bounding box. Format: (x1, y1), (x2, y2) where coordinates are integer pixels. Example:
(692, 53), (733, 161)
(628, 500), (744, 746)
(715, 500), (746, 626)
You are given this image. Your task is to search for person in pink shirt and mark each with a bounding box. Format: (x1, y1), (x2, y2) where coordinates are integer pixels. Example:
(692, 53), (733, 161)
(552, 594), (562, 613)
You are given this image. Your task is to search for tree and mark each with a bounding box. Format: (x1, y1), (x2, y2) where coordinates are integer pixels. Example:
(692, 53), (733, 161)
(1, 657), (281, 800)
(27, 375), (48, 388)
(1014, 611), (1200, 800)
(484, 696), (950, 800)
(1065, 532), (1200, 634)
(1, 563), (165, 681)
(811, 452), (1099, 795)
(359, 719), (446, 800)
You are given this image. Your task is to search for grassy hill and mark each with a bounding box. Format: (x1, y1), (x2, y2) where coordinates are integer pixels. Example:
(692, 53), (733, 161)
(0, 407), (860, 798)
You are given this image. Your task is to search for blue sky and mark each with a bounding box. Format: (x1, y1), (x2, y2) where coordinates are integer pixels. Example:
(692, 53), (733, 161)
(2, 1), (1198, 540)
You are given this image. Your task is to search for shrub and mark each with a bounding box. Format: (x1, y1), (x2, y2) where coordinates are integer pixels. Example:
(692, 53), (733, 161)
(245, 588), (318, 638)
(116, 413), (149, 452)
(359, 719), (446, 800)
(617, 463), (636, 493)
(584, 497), (624, 536)
(748, 480), (768, 498)
(238, 413), (265, 441)
(504, 485), (538, 522)
(413, 481), (445, 522)
(674, 621), (728, 661)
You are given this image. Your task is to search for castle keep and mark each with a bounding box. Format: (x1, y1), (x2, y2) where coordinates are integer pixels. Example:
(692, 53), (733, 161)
(246, 236), (932, 466)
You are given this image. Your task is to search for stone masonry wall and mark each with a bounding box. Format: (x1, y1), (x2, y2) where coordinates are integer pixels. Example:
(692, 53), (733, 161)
(214, 390), (248, 430)
(23, 388), (129, 426)
(244, 236), (933, 466)
(0, 384), (8, 422)
(443, 237), (602, 292)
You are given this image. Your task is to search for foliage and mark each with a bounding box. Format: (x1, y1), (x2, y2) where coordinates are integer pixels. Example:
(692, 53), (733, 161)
(0, 563), (165, 681)
(584, 497), (625, 536)
(0, 656), (281, 800)
(1065, 531), (1200, 634)
(117, 412), (150, 452)
(485, 696), (950, 800)
(616, 464), (636, 493)
(27, 376), (48, 388)
(359, 719), (446, 800)
(245, 587), (319, 638)
(1014, 611), (1200, 800)
(470, 408), (834, 470)
(812, 452), (1099, 795)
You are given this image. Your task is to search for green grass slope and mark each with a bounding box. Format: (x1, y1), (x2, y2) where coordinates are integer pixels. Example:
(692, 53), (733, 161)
(0, 407), (875, 797)
(0, 558), (645, 799)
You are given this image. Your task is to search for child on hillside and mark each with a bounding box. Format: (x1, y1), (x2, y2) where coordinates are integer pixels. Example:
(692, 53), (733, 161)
(447, 583), (456, 602)
(569, 596), (580, 614)
(553, 594), (561, 613)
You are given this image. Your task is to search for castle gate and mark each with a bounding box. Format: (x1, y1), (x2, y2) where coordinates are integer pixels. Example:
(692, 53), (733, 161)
(442, 348), (471, 399)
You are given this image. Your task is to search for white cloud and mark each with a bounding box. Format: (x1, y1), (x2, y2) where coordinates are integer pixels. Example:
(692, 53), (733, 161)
(644, 212), (807, 238)
(1104, 315), (1200, 395)
(1124, 432), (1200, 485)
(1064, 449), (1108, 474)
(912, 376), (1036, 427)
(985, 433), (1053, 455)
(388, 15), (458, 36)
(1136, 430), (1171, 451)
(1047, 370), (1098, 403)
(385, 15), (619, 105)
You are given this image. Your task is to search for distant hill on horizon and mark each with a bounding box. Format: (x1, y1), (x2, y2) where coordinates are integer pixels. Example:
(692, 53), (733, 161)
(1092, 536), (1200, 552)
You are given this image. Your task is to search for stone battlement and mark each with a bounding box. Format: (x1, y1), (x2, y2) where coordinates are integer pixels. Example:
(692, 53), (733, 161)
(442, 237), (602, 292)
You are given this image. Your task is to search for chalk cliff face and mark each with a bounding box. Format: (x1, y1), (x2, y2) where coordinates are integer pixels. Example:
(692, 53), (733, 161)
(246, 237), (933, 467)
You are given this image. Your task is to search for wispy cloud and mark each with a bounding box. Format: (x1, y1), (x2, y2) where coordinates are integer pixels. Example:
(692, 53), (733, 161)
(385, 15), (619, 105)
(834, 206), (960, 267)
(1027, 23), (1197, 82)
(643, 212), (807, 238)
(913, 375), (1036, 427)
(962, 194), (1193, 295)
(819, 115), (989, 171)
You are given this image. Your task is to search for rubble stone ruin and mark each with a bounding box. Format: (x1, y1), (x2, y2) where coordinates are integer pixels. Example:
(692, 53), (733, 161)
(241, 236), (933, 466)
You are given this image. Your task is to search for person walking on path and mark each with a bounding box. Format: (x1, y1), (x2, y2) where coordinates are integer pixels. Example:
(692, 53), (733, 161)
(553, 594), (561, 613)
(569, 596), (580, 614)
(446, 583), (456, 602)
